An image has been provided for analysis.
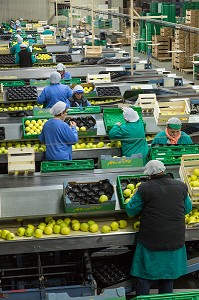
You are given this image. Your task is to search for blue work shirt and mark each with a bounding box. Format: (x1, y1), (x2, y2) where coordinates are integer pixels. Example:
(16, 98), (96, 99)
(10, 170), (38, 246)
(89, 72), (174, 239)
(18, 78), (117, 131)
(37, 83), (73, 108)
(64, 72), (71, 80)
(39, 118), (78, 161)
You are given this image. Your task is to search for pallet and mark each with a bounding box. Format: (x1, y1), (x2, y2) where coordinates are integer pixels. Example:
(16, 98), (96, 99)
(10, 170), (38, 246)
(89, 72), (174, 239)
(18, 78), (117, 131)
(155, 57), (172, 62)
(180, 68), (193, 74)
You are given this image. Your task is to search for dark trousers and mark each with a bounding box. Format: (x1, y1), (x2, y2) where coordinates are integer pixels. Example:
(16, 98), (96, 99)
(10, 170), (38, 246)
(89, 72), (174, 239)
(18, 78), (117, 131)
(136, 277), (174, 296)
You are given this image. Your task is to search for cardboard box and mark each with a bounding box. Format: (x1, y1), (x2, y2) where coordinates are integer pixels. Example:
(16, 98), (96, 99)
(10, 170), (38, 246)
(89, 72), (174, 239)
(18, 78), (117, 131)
(100, 154), (144, 169)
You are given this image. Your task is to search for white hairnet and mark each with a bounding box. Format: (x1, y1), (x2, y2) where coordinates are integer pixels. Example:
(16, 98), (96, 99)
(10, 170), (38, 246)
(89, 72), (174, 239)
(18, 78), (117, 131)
(167, 117), (182, 126)
(144, 160), (166, 176)
(49, 71), (61, 84)
(27, 34), (33, 38)
(17, 36), (23, 43)
(50, 101), (69, 116)
(123, 107), (139, 122)
(15, 20), (20, 25)
(56, 63), (65, 71)
(73, 85), (84, 94)
(16, 28), (22, 32)
(20, 43), (27, 48)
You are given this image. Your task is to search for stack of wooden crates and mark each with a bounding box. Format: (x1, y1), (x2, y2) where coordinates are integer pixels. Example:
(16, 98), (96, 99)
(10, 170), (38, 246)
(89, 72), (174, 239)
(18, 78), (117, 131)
(152, 28), (173, 61)
(172, 10), (199, 71)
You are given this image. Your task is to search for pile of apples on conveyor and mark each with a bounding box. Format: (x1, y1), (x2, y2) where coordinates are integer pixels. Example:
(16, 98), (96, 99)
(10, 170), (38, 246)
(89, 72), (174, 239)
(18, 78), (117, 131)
(0, 102), (43, 112)
(0, 141), (46, 154)
(24, 119), (48, 135)
(89, 98), (121, 105)
(72, 139), (121, 150)
(2, 216), (129, 240)
(36, 53), (52, 61)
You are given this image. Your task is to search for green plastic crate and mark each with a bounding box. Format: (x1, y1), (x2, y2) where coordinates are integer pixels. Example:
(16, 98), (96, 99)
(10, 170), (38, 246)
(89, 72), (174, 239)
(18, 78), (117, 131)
(22, 116), (52, 139)
(67, 106), (101, 115)
(60, 78), (81, 85)
(29, 79), (50, 87)
(0, 80), (25, 87)
(150, 144), (199, 165)
(103, 107), (144, 133)
(41, 159), (94, 172)
(132, 291), (199, 300)
(117, 174), (148, 209)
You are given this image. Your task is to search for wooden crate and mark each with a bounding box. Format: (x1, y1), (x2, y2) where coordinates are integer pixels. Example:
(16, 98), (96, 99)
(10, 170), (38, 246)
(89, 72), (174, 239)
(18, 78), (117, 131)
(37, 26), (44, 33)
(25, 23), (33, 29)
(0, 44), (10, 55)
(135, 94), (160, 117)
(179, 154), (199, 203)
(38, 20), (48, 26)
(87, 73), (111, 83)
(8, 147), (35, 175)
(84, 46), (102, 57)
(156, 99), (190, 125)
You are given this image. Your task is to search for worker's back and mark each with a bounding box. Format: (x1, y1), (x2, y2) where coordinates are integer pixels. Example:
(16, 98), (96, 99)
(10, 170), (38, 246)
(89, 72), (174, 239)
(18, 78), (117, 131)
(18, 50), (33, 67)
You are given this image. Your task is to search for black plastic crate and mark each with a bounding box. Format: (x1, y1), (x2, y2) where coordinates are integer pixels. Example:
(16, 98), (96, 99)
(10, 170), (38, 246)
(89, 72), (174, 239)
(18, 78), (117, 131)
(0, 54), (15, 65)
(96, 86), (121, 97)
(56, 54), (72, 63)
(7, 86), (38, 101)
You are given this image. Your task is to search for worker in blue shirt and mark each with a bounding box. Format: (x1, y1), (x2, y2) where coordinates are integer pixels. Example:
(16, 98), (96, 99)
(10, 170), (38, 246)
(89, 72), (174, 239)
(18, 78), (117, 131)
(108, 107), (148, 162)
(69, 85), (91, 107)
(151, 117), (193, 145)
(39, 101), (78, 161)
(125, 160), (192, 295)
(56, 63), (71, 80)
(37, 72), (73, 108)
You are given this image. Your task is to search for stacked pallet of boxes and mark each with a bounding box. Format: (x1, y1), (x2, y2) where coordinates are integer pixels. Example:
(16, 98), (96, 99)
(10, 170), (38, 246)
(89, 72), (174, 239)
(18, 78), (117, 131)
(152, 35), (171, 60)
(172, 10), (199, 71)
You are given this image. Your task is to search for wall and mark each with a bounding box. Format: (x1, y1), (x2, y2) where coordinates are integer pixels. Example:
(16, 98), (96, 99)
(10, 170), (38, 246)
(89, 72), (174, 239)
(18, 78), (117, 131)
(0, 0), (49, 22)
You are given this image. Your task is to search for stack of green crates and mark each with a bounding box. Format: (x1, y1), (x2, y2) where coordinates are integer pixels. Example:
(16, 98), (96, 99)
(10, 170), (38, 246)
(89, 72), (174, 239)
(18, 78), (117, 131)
(150, 144), (199, 165)
(182, 2), (199, 17)
(161, 3), (176, 23)
(41, 159), (94, 173)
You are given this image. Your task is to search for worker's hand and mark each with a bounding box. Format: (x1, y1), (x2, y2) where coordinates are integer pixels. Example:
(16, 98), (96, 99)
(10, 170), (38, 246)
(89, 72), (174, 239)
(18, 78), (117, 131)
(70, 121), (77, 127)
(115, 122), (122, 126)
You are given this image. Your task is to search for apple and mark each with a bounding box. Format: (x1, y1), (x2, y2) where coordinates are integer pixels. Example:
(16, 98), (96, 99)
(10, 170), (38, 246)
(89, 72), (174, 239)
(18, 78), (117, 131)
(61, 226), (70, 235)
(17, 227), (26, 236)
(72, 222), (81, 231)
(80, 126), (87, 131)
(48, 219), (56, 225)
(123, 189), (131, 198)
(0, 230), (2, 237)
(2, 230), (10, 239)
(60, 222), (68, 228)
(190, 175), (198, 181)
(56, 219), (63, 225)
(26, 224), (35, 231)
(34, 229), (43, 238)
(99, 195), (108, 203)
(89, 223), (99, 233)
(6, 233), (15, 240)
(127, 183), (135, 191)
(118, 220), (128, 229)
(124, 198), (131, 204)
(25, 228), (34, 237)
(80, 223), (89, 232)
(53, 224), (61, 234)
(38, 224), (46, 231)
(136, 182), (141, 188)
(71, 219), (79, 224)
(110, 221), (119, 231)
(87, 220), (96, 226)
(44, 226), (53, 235)
(45, 216), (53, 223)
(101, 225), (111, 233)
(133, 221), (140, 231)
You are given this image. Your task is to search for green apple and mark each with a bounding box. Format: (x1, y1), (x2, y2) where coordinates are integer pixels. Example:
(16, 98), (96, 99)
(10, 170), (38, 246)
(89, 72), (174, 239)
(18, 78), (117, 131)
(0, 230), (2, 237)
(48, 219), (56, 225)
(61, 226), (70, 235)
(118, 220), (128, 229)
(99, 195), (108, 203)
(110, 221), (119, 231)
(87, 220), (96, 226)
(72, 222), (81, 231)
(2, 230), (10, 239)
(89, 223), (99, 233)
(190, 175), (198, 181)
(17, 227), (26, 236)
(44, 226), (53, 235)
(34, 229), (43, 238)
(124, 198), (131, 204)
(194, 169), (199, 177)
(136, 182), (141, 188)
(6, 233), (15, 240)
(63, 218), (71, 226)
(53, 224), (61, 234)
(101, 225), (111, 233)
(45, 216), (54, 223)
(123, 189), (131, 198)
(80, 126), (87, 131)
(71, 219), (79, 224)
(56, 219), (63, 225)
(25, 228), (34, 237)
(127, 183), (135, 191)
(133, 221), (140, 231)
(26, 224), (35, 231)
(60, 222), (68, 228)
(80, 223), (89, 232)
